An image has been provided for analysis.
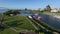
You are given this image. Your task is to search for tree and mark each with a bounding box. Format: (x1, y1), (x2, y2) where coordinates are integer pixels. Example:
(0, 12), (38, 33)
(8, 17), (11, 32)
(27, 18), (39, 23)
(25, 8), (27, 11)
(13, 10), (20, 15)
(3, 10), (20, 16)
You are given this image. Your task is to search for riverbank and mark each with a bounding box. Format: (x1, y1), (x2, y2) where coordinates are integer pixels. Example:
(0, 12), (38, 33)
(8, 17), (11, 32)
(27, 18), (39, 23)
(43, 12), (60, 19)
(27, 16), (60, 34)
(40, 14), (60, 30)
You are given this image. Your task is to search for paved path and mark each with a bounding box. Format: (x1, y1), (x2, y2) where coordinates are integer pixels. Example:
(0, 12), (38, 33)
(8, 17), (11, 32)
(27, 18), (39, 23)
(31, 19), (52, 32)
(25, 17), (38, 30)
(26, 17), (51, 31)
(10, 27), (29, 32)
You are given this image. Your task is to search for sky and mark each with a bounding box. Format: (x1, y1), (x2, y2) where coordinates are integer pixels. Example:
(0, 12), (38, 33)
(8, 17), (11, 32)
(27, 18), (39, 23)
(0, 0), (60, 9)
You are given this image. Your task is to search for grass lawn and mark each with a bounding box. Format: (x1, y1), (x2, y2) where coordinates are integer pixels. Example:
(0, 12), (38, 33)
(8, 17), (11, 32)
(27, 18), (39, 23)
(0, 16), (35, 34)
(4, 16), (35, 30)
(0, 29), (19, 34)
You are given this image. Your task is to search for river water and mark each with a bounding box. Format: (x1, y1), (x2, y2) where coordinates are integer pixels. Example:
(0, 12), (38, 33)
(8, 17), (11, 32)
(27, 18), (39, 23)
(20, 11), (34, 16)
(40, 14), (60, 29)
(20, 12), (60, 30)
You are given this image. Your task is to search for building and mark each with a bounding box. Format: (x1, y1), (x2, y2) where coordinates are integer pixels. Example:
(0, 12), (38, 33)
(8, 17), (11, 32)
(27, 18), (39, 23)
(51, 8), (59, 12)
(50, 4), (60, 12)
(51, 9), (58, 12)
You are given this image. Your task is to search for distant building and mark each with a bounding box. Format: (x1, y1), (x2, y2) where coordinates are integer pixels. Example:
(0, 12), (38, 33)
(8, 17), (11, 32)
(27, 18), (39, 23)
(51, 9), (58, 12)
(37, 4), (60, 12)
(40, 5), (51, 11)
(49, 4), (60, 12)
(51, 8), (59, 12)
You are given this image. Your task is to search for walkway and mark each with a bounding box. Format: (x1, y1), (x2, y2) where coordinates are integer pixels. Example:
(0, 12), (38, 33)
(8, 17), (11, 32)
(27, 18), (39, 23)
(25, 17), (38, 30)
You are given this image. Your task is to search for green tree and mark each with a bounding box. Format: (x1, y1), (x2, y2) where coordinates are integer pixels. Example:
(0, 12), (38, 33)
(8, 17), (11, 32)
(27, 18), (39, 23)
(25, 8), (27, 11)
(3, 10), (20, 16)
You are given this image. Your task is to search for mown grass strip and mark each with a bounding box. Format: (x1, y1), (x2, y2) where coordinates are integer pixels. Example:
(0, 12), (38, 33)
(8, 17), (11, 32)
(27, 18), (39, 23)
(4, 16), (35, 30)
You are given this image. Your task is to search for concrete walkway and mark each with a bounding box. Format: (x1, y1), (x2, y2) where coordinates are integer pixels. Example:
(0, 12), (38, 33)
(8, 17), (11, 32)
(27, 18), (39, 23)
(25, 17), (38, 30)
(10, 27), (29, 32)
(32, 19), (51, 31)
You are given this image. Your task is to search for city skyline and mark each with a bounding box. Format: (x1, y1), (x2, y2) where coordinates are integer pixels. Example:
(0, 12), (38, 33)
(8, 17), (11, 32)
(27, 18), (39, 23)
(0, 0), (60, 9)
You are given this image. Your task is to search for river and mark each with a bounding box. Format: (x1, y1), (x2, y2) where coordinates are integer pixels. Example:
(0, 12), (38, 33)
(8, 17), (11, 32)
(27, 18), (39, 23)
(20, 12), (60, 30)
(40, 14), (60, 29)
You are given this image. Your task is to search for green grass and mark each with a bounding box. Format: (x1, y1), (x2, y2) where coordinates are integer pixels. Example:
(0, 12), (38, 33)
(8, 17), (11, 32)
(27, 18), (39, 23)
(0, 29), (19, 34)
(4, 16), (35, 30)
(0, 16), (35, 34)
